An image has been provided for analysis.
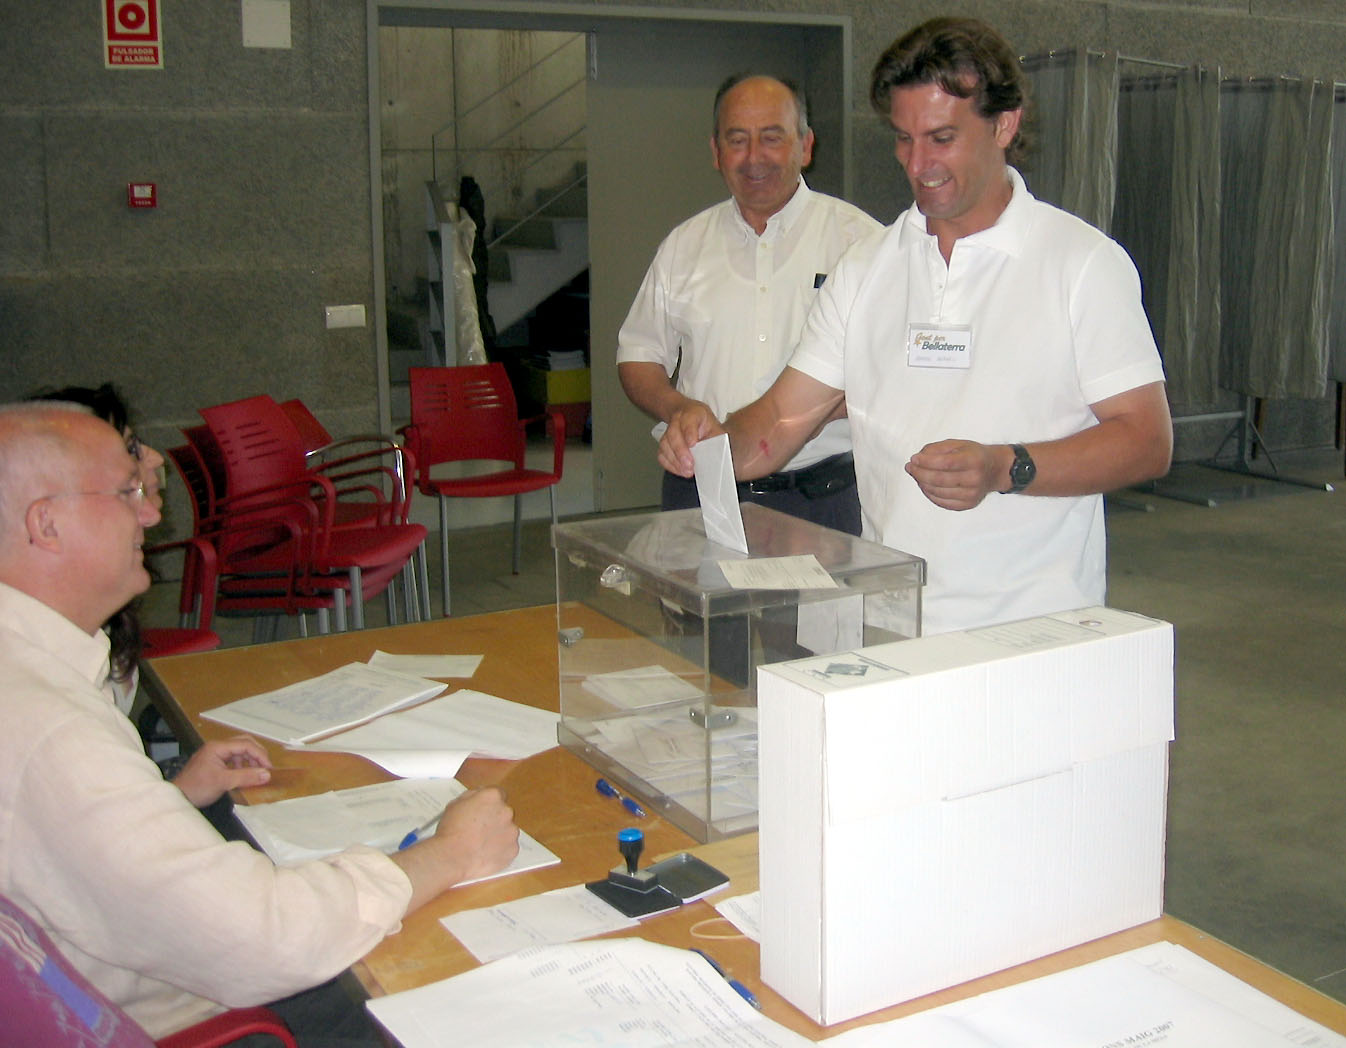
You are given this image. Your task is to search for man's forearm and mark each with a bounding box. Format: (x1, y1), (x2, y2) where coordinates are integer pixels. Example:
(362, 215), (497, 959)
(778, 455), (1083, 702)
(618, 361), (693, 424)
(725, 374), (845, 480)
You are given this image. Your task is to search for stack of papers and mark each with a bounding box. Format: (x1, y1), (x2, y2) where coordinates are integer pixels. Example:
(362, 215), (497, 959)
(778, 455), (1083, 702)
(299, 689), (560, 777)
(581, 705), (758, 823)
(233, 777), (559, 884)
(367, 939), (810, 1048)
(822, 942), (1346, 1047)
(202, 663), (447, 745)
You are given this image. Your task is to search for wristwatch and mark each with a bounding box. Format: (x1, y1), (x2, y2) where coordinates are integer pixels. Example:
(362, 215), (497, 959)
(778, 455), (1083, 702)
(1006, 443), (1036, 494)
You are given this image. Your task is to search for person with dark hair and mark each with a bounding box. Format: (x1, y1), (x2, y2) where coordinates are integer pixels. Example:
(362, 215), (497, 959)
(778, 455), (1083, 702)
(658, 17), (1172, 634)
(617, 73), (881, 534)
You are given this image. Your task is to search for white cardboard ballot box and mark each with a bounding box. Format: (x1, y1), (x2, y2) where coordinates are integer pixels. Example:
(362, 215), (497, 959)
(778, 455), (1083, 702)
(757, 606), (1174, 1026)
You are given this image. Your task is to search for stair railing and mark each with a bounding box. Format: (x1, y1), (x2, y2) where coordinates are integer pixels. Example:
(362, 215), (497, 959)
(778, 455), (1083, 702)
(430, 31), (589, 245)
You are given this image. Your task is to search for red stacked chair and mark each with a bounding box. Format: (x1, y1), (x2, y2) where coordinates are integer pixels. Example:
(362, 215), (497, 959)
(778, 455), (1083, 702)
(400, 364), (565, 617)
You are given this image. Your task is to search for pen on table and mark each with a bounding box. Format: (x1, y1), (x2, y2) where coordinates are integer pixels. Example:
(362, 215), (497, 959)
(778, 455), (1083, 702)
(398, 813), (440, 851)
(691, 948), (761, 1010)
(595, 777), (647, 818)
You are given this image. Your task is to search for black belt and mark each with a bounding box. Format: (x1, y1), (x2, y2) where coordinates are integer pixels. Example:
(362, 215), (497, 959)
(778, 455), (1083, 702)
(738, 453), (856, 500)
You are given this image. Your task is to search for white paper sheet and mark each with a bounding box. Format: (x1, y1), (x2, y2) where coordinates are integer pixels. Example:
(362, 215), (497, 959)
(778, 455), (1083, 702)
(718, 554), (838, 591)
(795, 593), (864, 654)
(366, 939), (813, 1048)
(441, 884), (640, 963)
(233, 777), (559, 884)
(581, 665), (704, 710)
(693, 434), (749, 554)
(713, 891), (762, 943)
(368, 650), (484, 678)
(820, 942), (1346, 1047)
(299, 689), (560, 769)
(201, 663), (447, 744)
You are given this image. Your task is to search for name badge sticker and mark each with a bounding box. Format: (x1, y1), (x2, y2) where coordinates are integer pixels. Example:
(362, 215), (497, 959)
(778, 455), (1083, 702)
(907, 323), (973, 369)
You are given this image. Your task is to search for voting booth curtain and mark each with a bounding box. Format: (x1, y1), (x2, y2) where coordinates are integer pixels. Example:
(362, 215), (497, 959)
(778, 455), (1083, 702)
(1026, 50), (1343, 417)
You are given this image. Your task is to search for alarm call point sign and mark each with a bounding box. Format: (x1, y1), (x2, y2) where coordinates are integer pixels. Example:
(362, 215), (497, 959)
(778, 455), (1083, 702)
(104, 0), (163, 69)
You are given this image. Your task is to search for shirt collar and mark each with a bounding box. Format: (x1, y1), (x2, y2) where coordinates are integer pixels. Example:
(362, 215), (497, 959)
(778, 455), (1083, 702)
(0, 580), (113, 692)
(728, 176), (811, 243)
(897, 166), (1032, 257)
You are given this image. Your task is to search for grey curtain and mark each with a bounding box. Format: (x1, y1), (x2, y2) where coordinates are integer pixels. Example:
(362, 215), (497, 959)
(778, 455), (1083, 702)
(1113, 70), (1176, 389)
(1221, 77), (1335, 399)
(1024, 48), (1119, 231)
(1330, 87), (1346, 384)
(1163, 68), (1223, 408)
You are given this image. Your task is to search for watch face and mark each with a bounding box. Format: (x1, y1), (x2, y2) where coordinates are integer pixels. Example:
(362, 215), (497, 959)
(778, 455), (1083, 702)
(1010, 446), (1035, 490)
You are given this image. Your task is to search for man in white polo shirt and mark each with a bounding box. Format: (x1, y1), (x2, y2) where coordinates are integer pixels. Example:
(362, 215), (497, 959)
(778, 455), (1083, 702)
(618, 73), (881, 535)
(658, 18), (1172, 634)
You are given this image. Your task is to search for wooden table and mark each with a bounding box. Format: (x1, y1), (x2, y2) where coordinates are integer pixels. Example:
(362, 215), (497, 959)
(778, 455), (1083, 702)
(143, 605), (1346, 1041)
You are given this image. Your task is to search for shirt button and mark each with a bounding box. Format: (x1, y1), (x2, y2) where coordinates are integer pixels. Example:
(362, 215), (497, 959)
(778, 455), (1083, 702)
(760, 286), (767, 293)
(758, 334), (767, 342)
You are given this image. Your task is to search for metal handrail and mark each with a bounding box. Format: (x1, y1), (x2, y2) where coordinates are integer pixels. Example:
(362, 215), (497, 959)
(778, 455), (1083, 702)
(486, 168), (588, 252)
(430, 30), (588, 208)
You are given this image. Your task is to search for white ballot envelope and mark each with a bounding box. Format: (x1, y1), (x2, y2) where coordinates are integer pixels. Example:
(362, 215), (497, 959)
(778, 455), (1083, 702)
(692, 434), (748, 554)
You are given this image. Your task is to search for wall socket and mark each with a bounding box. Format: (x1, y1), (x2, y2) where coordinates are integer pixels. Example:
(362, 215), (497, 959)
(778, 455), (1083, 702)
(325, 304), (366, 329)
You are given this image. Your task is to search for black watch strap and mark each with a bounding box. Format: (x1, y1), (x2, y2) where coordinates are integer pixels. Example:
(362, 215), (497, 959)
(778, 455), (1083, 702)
(1007, 443), (1036, 494)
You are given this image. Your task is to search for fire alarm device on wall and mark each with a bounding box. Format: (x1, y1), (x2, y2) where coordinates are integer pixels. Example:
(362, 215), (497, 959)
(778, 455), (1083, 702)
(127, 182), (157, 208)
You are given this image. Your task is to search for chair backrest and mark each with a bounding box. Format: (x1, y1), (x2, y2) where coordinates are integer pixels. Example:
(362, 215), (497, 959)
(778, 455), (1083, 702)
(0, 892), (154, 1047)
(167, 443), (216, 531)
(199, 396), (309, 500)
(407, 364), (525, 470)
(0, 892), (298, 1047)
(277, 399), (333, 456)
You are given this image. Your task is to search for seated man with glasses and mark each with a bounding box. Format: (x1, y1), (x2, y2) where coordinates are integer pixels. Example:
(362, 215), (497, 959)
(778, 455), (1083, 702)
(0, 402), (520, 1045)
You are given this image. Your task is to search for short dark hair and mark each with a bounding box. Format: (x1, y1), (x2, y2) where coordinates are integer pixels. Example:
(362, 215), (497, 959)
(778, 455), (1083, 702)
(869, 17), (1032, 166)
(712, 73), (810, 137)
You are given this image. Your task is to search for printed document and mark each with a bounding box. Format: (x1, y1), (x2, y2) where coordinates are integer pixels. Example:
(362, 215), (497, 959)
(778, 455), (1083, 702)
(821, 942), (1346, 1047)
(234, 777), (559, 884)
(299, 688), (559, 774)
(367, 650), (483, 678)
(366, 938), (812, 1048)
(201, 663), (446, 744)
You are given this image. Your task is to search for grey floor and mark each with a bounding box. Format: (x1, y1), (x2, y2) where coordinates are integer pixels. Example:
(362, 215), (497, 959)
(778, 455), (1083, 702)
(141, 448), (1346, 1002)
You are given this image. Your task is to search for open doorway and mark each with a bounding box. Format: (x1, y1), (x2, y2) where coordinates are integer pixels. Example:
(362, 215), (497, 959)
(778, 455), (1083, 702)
(369, 3), (852, 516)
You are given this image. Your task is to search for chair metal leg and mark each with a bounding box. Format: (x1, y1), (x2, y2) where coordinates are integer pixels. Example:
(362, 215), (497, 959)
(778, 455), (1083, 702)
(316, 607), (330, 635)
(350, 566), (365, 630)
(385, 583), (398, 626)
(297, 613), (309, 639)
(415, 541), (431, 621)
(401, 559), (416, 622)
(439, 496), (451, 617)
(333, 592), (347, 632)
(512, 493), (523, 574)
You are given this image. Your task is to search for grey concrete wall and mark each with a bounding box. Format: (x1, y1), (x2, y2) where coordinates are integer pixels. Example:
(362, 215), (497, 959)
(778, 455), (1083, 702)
(0, 0), (378, 497)
(2, 0), (1343, 529)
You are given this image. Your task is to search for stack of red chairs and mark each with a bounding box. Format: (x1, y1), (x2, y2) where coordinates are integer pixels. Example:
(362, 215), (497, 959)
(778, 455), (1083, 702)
(167, 395), (428, 638)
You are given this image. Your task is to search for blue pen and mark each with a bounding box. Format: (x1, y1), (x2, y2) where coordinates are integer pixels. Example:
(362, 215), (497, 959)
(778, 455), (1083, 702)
(595, 778), (647, 818)
(692, 949), (761, 1010)
(398, 814), (440, 851)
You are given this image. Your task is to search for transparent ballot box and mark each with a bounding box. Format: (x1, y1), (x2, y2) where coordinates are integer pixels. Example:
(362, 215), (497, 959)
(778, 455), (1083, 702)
(553, 504), (924, 841)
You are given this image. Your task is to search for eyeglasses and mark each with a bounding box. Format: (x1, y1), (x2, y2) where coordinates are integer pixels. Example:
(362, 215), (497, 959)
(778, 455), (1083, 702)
(125, 433), (141, 461)
(39, 482), (149, 508)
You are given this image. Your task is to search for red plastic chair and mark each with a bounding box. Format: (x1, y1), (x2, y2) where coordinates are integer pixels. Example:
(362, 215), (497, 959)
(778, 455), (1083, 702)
(0, 892), (296, 1047)
(196, 398), (429, 630)
(401, 364), (565, 616)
